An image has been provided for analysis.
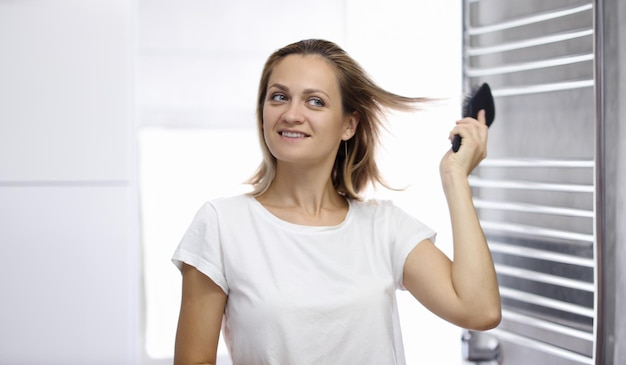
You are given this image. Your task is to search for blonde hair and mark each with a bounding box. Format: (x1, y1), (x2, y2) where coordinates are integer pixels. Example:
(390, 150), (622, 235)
(247, 39), (429, 200)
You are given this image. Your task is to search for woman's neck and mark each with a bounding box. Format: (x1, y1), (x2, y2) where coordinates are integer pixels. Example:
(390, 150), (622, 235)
(255, 163), (348, 225)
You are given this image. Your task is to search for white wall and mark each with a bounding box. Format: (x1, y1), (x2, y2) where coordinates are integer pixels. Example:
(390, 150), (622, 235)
(0, 1), (140, 364)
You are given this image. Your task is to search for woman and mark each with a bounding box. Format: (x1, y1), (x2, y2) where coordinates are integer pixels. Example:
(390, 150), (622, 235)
(172, 39), (501, 365)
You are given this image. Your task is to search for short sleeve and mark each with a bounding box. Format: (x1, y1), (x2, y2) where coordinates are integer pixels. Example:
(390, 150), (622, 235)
(171, 202), (228, 294)
(389, 203), (437, 290)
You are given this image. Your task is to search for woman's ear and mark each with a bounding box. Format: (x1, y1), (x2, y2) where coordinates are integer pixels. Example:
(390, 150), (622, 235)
(343, 112), (360, 140)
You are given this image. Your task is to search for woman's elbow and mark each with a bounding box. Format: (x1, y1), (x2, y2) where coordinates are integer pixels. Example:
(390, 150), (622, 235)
(466, 306), (502, 331)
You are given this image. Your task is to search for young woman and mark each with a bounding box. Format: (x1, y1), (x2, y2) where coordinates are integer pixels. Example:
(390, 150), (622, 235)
(172, 39), (501, 365)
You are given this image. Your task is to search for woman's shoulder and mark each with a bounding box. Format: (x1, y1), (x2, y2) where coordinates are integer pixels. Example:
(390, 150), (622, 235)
(351, 197), (394, 209)
(203, 193), (253, 210)
(350, 198), (419, 221)
(349, 198), (398, 217)
(192, 193), (254, 218)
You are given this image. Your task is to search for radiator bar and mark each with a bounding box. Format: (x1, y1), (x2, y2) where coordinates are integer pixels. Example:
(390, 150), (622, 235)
(489, 80), (595, 97)
(500, 287), (594, 317)
(479, 159), (594, 168)
(468, 4), (593, 35)
(495, 264), (595, 292)
(467, 29), (593, 56)
(487, 328), (593, 364)
(482, 221), (594, 244)
(469, 176), (594, 193)
(466, 53), (593, 77)
(488, 242), (595, 267)
(474, 199), (593, 218)
(502, 309), (594, 341)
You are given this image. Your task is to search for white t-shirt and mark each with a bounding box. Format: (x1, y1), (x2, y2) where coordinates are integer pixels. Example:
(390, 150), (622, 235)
(172, 194), (436, 365)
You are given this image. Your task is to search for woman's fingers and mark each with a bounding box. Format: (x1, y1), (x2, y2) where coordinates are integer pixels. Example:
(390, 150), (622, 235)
(450, 110), (487, 143)
(443, 110), (489, 175)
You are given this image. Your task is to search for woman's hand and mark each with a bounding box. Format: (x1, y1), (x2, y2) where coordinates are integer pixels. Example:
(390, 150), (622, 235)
(440, 109), (488, 179)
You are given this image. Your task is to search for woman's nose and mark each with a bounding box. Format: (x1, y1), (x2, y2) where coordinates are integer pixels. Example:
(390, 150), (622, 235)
(282, 101), (304, 123)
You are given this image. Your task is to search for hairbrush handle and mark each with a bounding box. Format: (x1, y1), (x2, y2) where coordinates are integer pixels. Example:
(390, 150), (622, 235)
(452, 134), (462, 152)
(452, 83), (495, 153)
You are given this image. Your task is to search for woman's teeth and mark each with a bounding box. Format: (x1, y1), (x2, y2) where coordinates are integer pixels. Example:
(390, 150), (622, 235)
(281, 131), (306, 138)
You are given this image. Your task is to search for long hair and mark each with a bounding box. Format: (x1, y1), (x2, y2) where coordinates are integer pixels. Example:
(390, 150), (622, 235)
(247, 39), (429, 199)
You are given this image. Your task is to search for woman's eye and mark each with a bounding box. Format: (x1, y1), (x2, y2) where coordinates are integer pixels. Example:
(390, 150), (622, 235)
(270, 93), (286, 102)
(308, 97), (325, 107)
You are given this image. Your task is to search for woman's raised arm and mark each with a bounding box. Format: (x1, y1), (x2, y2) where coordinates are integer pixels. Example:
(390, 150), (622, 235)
(403, 110), (501, 330)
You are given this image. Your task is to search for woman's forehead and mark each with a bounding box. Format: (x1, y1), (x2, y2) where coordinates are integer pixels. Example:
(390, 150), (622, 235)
(269, 54), (340, 93)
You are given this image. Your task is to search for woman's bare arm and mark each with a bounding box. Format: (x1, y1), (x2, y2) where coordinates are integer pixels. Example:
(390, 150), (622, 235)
(174, 263), (227, 365)
(403, 110), (501, 330)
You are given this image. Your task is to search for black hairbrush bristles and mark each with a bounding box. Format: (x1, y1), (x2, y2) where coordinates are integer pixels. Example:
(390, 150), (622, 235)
(452, 83), (495, 152)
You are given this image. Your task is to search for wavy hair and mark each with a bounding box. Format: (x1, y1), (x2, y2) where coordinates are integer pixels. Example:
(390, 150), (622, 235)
(247, 39), (429, 200)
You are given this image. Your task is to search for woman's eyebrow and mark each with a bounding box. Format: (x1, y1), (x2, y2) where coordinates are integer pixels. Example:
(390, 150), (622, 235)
(268, 83), (288, 91)
(303, 88), (330, 98)
(268, 83), (329, 98)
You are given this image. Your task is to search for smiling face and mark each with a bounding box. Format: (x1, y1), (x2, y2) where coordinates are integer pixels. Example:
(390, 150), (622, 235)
(262, 54), (357, 169)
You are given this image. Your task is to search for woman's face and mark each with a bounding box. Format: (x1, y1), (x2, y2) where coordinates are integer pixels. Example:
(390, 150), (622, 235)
(262, 54), (357, 168)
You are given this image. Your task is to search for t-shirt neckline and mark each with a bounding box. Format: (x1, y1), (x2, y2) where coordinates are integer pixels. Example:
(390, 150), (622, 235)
(246, 195), (353, 231)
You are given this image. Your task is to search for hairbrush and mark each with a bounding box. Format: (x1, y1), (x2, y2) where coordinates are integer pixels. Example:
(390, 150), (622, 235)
(452, 82), (495, 152)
